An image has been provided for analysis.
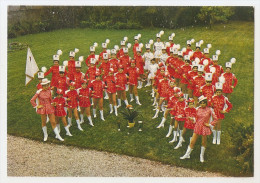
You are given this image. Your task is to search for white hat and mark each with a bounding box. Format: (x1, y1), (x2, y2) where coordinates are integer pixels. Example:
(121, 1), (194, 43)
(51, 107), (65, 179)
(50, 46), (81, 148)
(173, 48), (178, 55)
(215, 82), (223, 90)
(213, 55), (218, 61)
(111, 49), (116, 55)
(156, 33), (161, 38)
(204, 48), (209, 54)
(134, 36), (139, 40)
(136, 47), (141, 52)
(226, 62), (232, 68)
(184, 55), (190, 60)
(193, 58), (200, 66)
(170, 47), (174, 53)
(38, 72), (44, 79)
(178, 51), (183, 56)
(75, 61), (81, 67)
(203, 59), (209, 66)
(59, 66), (65, 72)
(192, 63), (199, 68)
(79, 56), (84, 62)
(102, 43), (107, 48)
(53, 55), (59, 61)
(123, 47), (128, 53)
(103, 53), (109, 59)
(145, 44), (151, 49)
(187, 40), (191, 45)
(69, 51), (75, 57)
(198, 95), (207, 103)
(196, 42), (201, 48)
(205, 73), (213, 81)
(41, 78), (50, 85)
(120, 41), (126, 46)
(162, 46), (167, 50)
(90, 46), (95, 52)
(198, 65), (204, 72)
(169, 36), (173, 41)
(90, 58), (96, 64)
(210, 66), (216, 73)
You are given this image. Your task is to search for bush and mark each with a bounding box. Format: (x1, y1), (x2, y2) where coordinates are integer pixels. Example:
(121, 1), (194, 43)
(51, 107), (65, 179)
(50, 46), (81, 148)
(79, 21), (93, 28)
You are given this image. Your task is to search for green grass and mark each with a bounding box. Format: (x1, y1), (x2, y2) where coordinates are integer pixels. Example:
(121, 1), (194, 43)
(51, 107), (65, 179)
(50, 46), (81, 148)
(7, 21), (254, 176)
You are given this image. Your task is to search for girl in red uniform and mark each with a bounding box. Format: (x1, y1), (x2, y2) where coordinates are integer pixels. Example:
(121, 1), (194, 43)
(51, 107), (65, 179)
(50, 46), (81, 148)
(191, 43), (204, 61)
(180, 95), (218, 162)
(57, 66), (69, 96)
(174, 98), (196, 149)
(44, 55), (60, 90)
(85, 58), (98, 82)
(109, 49), (119, 73)
(205, 55), (224, 85)
(52, 89), (73, 137)
(117, 41), (126, 59)
(187, 64), (198, 98)
(115, 65), (129, 108)
(119, 48), (131, 91)
(73, 61), (85, 89)
(211, 82), (233, 145)
(78, 80), (94, 126)
(152, 67), (166, 106)
(67, 51), (76, 81)
(200, 48), (213, 66)
(99, 43), (108, 62)
(135, 47), (145, 89)
(220, 62), (238, 99)
(200, 73), (216, 106)
(37, 72), (44, 90)
(133, 36), (140, 59)
(192, 65), (205, 106)
(169, 92), (187, 143)
(89, 72), (106, 121)
(104, 68), (118, 116)
(65, 82), (83, 131)
(179, 55), (192, 94)
(99, 53), (111, 99)
(85, 46), (97, 67)
(126, 61), (142, 105)
(182, 40), (193, 56)
(30, 79), (64, 141)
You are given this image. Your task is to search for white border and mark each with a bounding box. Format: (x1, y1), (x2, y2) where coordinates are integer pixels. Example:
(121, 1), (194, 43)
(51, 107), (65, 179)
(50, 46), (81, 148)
(1, 0), (260, 183)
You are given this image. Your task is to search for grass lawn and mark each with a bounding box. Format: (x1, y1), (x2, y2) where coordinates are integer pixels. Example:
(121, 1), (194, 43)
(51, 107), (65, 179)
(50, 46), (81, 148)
(7, 21), (254, 176)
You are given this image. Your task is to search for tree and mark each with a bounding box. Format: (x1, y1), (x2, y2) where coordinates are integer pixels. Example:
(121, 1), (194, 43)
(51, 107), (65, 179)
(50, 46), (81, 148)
(197, 7), (235, 28)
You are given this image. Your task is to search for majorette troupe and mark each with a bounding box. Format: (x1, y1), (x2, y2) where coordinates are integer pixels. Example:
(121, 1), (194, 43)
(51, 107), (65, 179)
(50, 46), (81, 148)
(30, 31), (238, 162)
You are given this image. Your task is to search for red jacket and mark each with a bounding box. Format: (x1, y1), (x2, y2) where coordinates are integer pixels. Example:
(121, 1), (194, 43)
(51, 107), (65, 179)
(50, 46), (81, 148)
(89, 80), (105, 98)
(115, 72), (127, 91)
(157, 79), (169, 98)
(57, 76), (69, 95)
(99, 62), (111, 78)
(191, 51), (204, 60)
(184, 107), (197, 129)
(174, 100), (187, 121)
(53, 97), (67, 117)
(221, 72), (238, 93)
(44, 65), (60, 87)
(180, 64), (192, 84)
(119, 55), (130, 72)
(133, 43), (139, 58)
(183, 48), (193, 56)
(85, 66), (97, 81)
(192, 76), (205, 97)
(135, 55), (144, 75)
(126, 67), (139, 86)
(68, 60), (76, 80)
(117, 48), (124, 59)
(104, 75), (117, 94)
(166, 43), (174, 56)
(73, 72), (85, 89)
(109, 58), (119, 73)
(211, 95), (232, 119)
(85, 54), (97, 67)
(200, 84), (216, 106)
(65, 89), (79, 108)
(187, 70), (198, 89)
(77, 87), (91, 108)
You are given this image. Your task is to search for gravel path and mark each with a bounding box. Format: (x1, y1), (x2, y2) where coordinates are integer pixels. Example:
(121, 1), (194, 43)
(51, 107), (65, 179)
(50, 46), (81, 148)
(7, 135), (224, 177)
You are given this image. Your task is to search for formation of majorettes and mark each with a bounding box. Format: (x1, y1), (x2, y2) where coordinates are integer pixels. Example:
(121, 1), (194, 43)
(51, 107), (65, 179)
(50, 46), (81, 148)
(30, 31), (238, 162)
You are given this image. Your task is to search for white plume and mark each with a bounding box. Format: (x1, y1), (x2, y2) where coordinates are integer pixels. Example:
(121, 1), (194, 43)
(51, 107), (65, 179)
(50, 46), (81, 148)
(93, 42), (98, 47)
(79, 56), (84, 62)
(63, 61), (68, 67)
(171, 33), (175, 37)
(41, 66), (47, 73)
(191, 39), (195, 43)
(216, 50), (221, 55)
(230, 58), (236, 64)
(57, 49), (62, 56)
(149, 39), (154, 45)
(74, 48), (79, 53)
(207, 44), (212, 49)
(114, 45), (119, 51)
(127, 43), (132, 48)
(106, 39), (110, 44)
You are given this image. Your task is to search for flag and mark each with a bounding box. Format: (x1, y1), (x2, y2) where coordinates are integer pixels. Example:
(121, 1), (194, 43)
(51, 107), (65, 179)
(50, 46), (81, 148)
(25, 47), (39, 86)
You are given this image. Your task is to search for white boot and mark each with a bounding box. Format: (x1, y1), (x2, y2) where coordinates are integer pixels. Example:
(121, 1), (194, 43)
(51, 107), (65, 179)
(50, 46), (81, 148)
(46, 116), (50, 123)
(93, 109), (97, 118)
(88, 116), (94, 126)
(152, 109), (160, 119)
(67, 117), (72, 127)
(217, 131), (221, 145)
(125, 84), (129, 91)
(109, 104), (113, 114)
(136, 96), (142, 105)
(130, 94), (134, 102)
(114, 106), (118, 116)
(169, 131), (177, 143)
(124, 99), (129, 106)
(76, 119), (84, 131)
(180, 146), (193, 159)
(80, 114), (84, 124)
(166, 125), (173, 137)
(200, 146), (206, 162)
(174, 136), (183, 149)
(100, 110), (105, 121)
(42, 126), (48, 141)
(104, 91), (109, 99)
(140, 81), (143, 88)
(157, 117), (166, 128)
(117, 99), (121, 108)
(212, 130), (217, 144)
(64, 126), (73, 136)
(152, 97), (157, 106)
(57, 123), (60, 133)
(137, 81), (141, 89)
(91, 98), (94, 105)
(53, 127), (64, 141)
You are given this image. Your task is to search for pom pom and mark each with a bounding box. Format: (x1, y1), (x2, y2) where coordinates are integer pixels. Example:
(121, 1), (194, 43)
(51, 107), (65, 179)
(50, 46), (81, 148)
(74, 48), (79, 53)
(63, 61), (68, 67)
(176, 44), (180, 50)
(93, 42), (98, 47)
(79, 56), (84, 62)
(165, 42), (170, 47)
(114, 45), (119, 51)
(203, 59), (209, 66)
(139, 43), (143, 48)
(199, 40), (204, 45)
(182, 47), (187, 52)
(95, 55), (99, 60)
(219, 76), (225, 83)
(57, 49), (62, 56)
(210, 67), (216, 73)
(106, 39), (110, 44)
(216, 50), (221, 55)
(171, 33), (175, 37)
(159, 30), (164, 36)
(41, 66), (47, 73)
(191, 39), (195, 43)
(230, 58), (236, 64)
(123, 36), (128, 41)
(188, 51), (194, 57)
(207, 44), (212, 49)
(137, 33), (141, 38)
(149, 39), (154, 45)
(127, 43), (132, 48)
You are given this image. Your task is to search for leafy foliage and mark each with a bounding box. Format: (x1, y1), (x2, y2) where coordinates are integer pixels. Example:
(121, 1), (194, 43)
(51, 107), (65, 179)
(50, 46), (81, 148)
(120, 107), (142, 123)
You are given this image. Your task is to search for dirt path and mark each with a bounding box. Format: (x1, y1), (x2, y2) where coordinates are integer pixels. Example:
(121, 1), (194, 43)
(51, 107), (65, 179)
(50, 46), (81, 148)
(7, 135), (224, 177)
